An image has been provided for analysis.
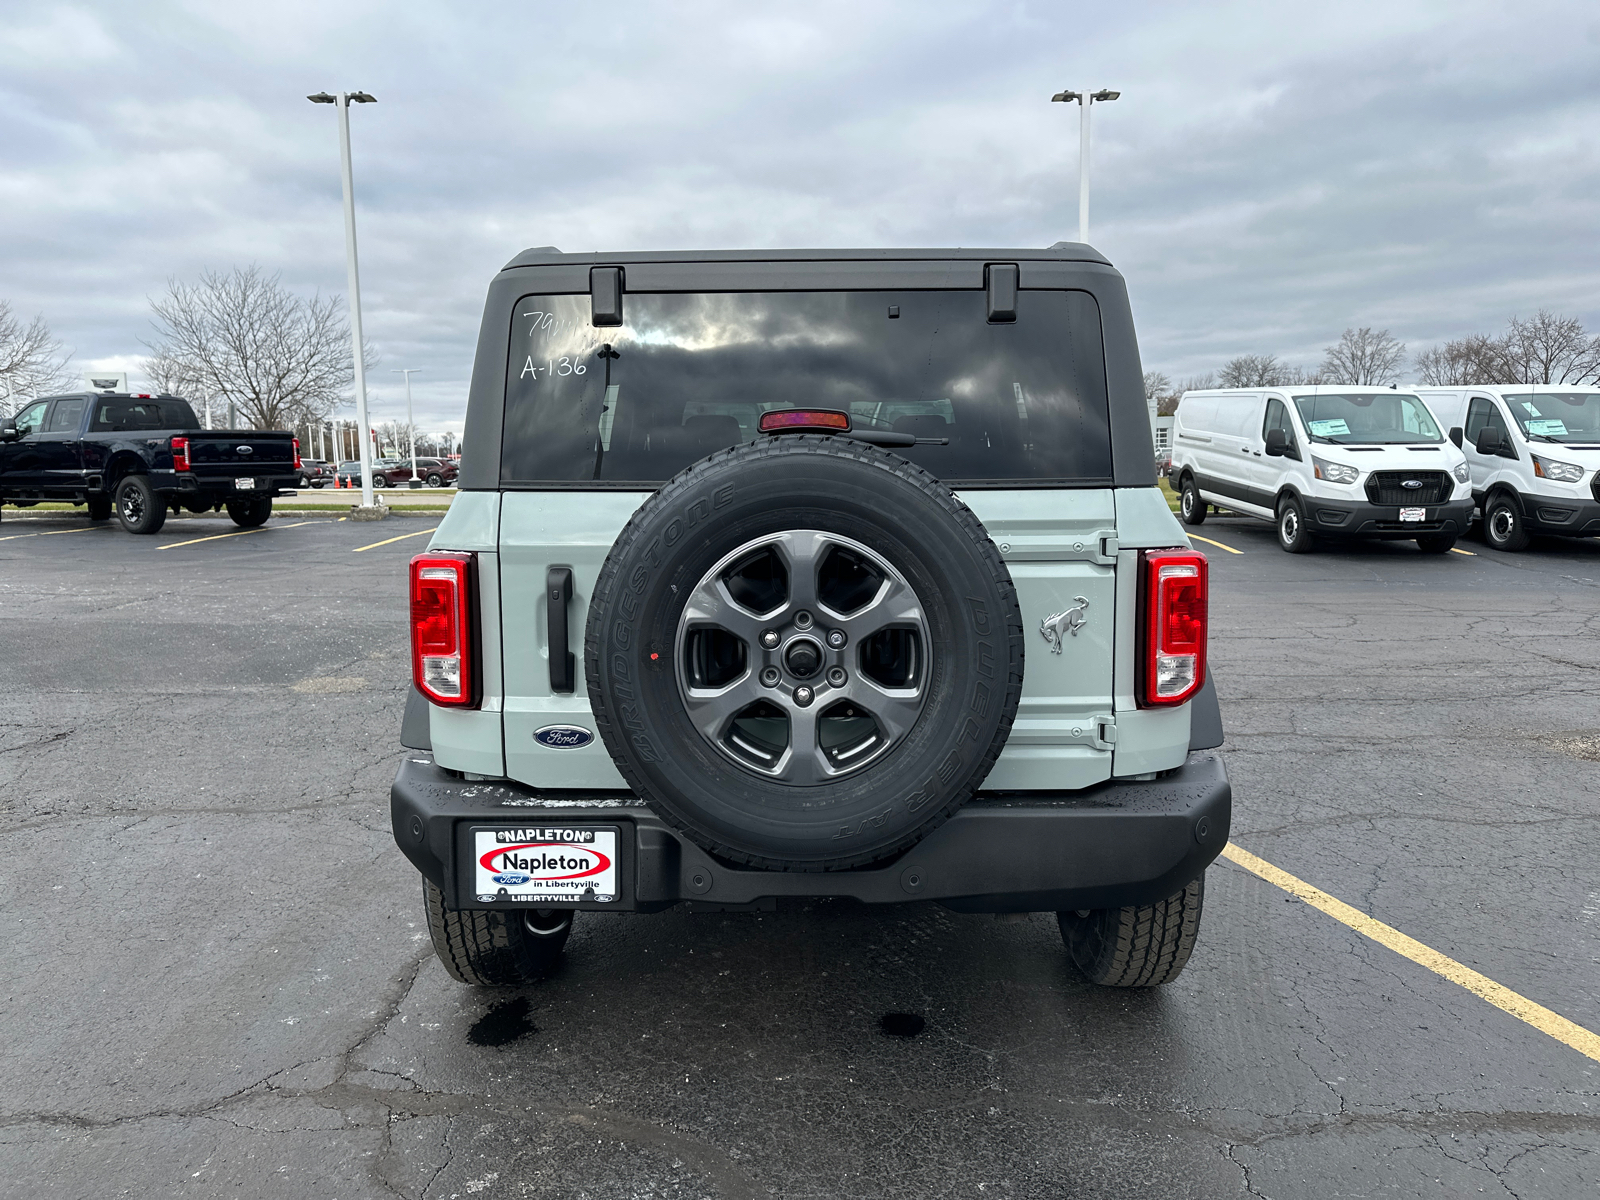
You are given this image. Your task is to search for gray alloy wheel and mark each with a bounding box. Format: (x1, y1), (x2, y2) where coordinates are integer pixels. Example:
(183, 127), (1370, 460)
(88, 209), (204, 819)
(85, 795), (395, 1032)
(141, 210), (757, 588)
(426, 473), (444, 488)
(675, 530), (931, 784)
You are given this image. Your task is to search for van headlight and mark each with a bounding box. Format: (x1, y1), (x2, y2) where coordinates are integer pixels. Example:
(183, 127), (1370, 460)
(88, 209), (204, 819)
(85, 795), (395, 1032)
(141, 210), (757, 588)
(1312, 457), (1359, 485)
(1532, 455), (1583, 484)
(1453, 462), (1470, 484)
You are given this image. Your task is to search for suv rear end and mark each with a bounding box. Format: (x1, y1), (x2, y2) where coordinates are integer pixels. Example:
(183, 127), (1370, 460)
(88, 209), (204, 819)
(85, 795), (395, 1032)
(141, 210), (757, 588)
(392, 246), (1229, 988)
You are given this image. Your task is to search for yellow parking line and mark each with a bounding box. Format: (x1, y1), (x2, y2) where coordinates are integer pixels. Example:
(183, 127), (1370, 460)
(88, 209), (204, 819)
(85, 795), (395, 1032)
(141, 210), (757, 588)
(1187, 533), (1243, 555)
(1450, 547), (1476, 556)
(1222, 842), (1600, 1065)
(158, 520), (316, 550)
(353, 525), (440, 553)
(0, 524), (110, 542)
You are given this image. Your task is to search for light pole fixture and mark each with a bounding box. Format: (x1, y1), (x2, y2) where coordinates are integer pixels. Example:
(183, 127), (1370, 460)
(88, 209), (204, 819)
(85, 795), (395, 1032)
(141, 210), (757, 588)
(1051, 87), (1120, 245)
(393, 368), (422, 486)
(309, 89), (379, 510)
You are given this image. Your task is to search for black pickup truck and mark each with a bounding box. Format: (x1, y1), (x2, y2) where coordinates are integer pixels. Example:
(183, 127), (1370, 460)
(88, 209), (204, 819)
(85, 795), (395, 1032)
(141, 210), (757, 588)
(0, 392), (300, 534)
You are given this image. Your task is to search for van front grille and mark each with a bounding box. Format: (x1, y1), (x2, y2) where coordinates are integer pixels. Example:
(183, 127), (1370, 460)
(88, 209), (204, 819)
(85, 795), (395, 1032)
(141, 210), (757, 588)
(1364, 470), (1452, 506)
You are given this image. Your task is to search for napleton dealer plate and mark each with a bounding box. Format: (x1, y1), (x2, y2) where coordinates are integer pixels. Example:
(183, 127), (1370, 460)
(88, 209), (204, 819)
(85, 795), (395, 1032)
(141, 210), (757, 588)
(472, 826), (619, 904)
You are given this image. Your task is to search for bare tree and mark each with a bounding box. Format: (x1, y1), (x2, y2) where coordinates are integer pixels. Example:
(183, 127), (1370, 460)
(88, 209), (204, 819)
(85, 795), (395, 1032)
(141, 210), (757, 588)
(1218, 354), (1284, 387)
(1412, 334), (1508, 386)
(1143, 371), (1171, 403)
(143, 265), (368, 431)
(1320, 327), (1405, 386)
(1500, 310), (1600, 385)
(0, 302), (74, 416)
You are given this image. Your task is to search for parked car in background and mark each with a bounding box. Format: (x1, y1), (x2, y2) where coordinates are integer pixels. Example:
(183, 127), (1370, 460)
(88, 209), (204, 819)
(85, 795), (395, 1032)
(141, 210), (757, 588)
(0, 392), (298, 534)
(298, 459), (335, 488)
(336, 457), (460, 488)
(1413, 386), (1600, 552)
(1171, 386), (1473, 553)
(409, 457), (458, 487)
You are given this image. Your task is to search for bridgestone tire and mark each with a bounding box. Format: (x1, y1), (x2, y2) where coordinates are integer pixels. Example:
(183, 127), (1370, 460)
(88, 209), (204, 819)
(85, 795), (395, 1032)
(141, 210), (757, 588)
(226, 496), (272, 528)
(585, 435), (1025, 871)
(1276, 495), (1314, 553)
(1483, 495), (1530, 552)
(1415, 533), (1456, 554)
(114, 475), (166, 535)
(86, 496), (112, 521)
(1058, 874), (1205, 987)
(423, 879), (572, 986)
(1179, 475), (1206, 526)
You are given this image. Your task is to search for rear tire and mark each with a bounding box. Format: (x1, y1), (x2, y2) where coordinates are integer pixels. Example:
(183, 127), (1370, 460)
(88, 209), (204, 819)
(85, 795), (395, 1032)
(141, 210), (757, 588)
(86, 496), (112, 521)
(1058, 875), (1204, 987)
(423, 879), (572, 986)
(426, 473), (444, 488)
(1415, 533), (1456, 554)
(114, 476), (167, 535)
(1179, 476), (1206, 526)
(226, 496), (272, 528)
(1483, 495), (1530, 552)
(1276, 495), (1314, 553)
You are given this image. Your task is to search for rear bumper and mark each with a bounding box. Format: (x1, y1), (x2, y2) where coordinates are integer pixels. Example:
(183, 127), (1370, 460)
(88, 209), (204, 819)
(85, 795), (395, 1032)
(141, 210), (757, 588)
(1308, 495), (1473, 537)
(390, 750), (1232, 915)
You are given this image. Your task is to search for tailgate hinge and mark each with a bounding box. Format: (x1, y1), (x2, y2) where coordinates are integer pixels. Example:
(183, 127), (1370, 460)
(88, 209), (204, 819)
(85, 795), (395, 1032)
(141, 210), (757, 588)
(1092, 531), (1119, 564)
(1091, 717), (1118, 751)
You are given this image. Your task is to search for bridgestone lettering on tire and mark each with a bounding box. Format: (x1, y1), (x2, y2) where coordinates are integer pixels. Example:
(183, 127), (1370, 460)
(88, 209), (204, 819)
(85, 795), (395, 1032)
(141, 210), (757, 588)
(585, 435), (1025, 871)
(1058, 875), (1205, 987)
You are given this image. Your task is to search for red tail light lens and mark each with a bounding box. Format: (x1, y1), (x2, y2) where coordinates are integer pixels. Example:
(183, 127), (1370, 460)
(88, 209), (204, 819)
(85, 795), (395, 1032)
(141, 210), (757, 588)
(410, 552), (476, 707)
(1139, 548), (1208, 707)
(171, 436), (190, 472)
(758, 409), (851, 433)
(292, 437), (302, 471)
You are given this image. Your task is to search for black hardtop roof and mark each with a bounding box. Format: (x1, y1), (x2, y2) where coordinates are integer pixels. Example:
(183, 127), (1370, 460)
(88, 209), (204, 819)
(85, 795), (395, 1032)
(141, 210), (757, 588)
(503, 242), (1110, 271)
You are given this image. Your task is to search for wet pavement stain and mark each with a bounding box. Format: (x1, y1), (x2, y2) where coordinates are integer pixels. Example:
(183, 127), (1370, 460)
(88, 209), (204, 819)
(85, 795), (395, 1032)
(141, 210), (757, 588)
(468, 995), (536, 1046)
(879, 1012), (925, 1038)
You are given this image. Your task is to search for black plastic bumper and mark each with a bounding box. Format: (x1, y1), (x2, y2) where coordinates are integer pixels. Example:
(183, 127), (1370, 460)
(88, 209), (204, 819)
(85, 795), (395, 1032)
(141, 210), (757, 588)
(1522, 496), (1600, 536)
(1308, 495), (1474, 537)
(390, 750), (1232, 915)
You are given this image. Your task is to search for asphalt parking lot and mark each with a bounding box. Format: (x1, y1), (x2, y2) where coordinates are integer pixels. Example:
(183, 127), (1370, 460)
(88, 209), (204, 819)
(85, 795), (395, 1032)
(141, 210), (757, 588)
(2, 510), (1597, 1199)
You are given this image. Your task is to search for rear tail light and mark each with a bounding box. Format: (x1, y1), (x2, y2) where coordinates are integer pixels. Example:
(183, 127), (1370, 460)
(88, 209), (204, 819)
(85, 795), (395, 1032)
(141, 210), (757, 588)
(410, 552), (477, 707)
(171, 436), (191, 472)
(293, 437), (302, 471)
(758, 409), (851, 433)
(1138, 548), (1208, 707)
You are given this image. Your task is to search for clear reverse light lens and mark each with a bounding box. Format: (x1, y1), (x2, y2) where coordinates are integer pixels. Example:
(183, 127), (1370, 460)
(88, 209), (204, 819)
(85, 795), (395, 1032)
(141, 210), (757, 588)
(1312, 456), (1359, 485)
(1532, 455), (1584, 483)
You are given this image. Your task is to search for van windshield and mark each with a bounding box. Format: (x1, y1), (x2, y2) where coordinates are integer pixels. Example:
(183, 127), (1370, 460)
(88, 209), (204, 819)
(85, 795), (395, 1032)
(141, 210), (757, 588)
(499, 289), (1113, 485)
(1291, 393), (1442, 444)
(1502, 393), (1600, 444)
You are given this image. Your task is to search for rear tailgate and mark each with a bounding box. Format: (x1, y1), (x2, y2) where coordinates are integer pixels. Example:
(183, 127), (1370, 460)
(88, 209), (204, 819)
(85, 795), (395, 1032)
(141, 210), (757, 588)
(186, 432), (297, 487)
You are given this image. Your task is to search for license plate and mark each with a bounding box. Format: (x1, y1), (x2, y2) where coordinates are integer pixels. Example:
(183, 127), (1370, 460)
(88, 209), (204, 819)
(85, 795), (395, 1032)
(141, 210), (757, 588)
(472, 826), (619, 904)
(234, 477), (256, 491)
(1399, 507), (1426, 522)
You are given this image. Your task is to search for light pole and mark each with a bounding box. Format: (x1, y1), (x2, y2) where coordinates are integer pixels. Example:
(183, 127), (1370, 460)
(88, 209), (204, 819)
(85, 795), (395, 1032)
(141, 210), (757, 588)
(308, 89), (379, 512)
(1050, 88), (1120, 245)
(393, 368), (421, 486)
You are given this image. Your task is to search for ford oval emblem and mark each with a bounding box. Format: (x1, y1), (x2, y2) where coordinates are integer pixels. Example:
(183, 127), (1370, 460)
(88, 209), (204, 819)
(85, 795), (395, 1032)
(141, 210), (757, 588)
(1402, 478), (1423, 488)
(237, 445), (254, 455)
(534, 724), (594, 749)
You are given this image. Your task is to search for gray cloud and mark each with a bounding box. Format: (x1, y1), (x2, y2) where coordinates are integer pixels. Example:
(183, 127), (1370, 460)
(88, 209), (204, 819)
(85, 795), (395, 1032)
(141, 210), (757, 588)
(3, 0), (1596, 432)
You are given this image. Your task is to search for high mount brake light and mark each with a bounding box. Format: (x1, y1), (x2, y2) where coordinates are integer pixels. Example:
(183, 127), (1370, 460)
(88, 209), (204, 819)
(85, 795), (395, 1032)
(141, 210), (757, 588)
(758, 409), (851, 434)
(410, 552), (477, 707)
(292, 437), (302, 471)
(171, 436), (191, 472)
(1138, 548), (1208, 708)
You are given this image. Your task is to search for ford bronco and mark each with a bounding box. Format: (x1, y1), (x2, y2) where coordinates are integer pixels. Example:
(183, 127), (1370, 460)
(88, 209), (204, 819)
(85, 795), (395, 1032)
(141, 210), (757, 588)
(391, 245), (1229, 988)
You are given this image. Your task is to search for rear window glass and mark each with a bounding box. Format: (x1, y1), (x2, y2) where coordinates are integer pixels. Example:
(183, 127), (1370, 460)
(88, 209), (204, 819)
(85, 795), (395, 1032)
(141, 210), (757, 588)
(91, 399), (200, 431)
(499, 290), (1111, 485)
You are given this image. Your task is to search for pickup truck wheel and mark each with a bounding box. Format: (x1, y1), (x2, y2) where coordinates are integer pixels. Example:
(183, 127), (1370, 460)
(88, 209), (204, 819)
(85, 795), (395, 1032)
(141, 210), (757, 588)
(1178, 476), (1206, 526)
(226, 496), (272, 528)
(586, 435), (1025, 871)
(1483, 495), (1530, 552)
(86, 496), (112, 521)
(1415, 533), (1456, 554)
(1276, 496), (1314, 553)
(114, 476), (167, 535)
(1058, 874), (1204, 987)
(423, 879), (571, 986)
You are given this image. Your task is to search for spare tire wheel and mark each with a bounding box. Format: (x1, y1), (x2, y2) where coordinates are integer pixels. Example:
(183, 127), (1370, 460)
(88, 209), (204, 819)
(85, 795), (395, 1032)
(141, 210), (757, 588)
(585, 435), (1025, 871)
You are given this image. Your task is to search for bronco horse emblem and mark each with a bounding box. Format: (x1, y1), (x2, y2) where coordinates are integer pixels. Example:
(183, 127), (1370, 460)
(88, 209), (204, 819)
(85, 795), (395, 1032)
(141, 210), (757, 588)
(1040, 597), (1090, 653)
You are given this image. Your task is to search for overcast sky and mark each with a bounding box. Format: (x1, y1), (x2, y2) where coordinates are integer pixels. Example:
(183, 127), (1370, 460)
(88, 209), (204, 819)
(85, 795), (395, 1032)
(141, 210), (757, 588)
(4, 0), (1598, 433)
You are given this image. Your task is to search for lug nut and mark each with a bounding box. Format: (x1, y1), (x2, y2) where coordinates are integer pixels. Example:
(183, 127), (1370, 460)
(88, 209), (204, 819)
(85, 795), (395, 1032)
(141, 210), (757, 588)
(793, 686), (814, 707)
(826, 666), (847, 687)
(794, 610), (813, 630)
(827, 629), (846, 648)
(760, 629), (780, 649)
(760, 666), (781, 687)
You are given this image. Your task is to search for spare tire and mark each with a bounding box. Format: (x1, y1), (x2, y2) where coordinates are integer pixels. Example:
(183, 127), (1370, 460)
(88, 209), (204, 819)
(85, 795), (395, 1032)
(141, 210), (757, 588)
(585, 435), (1024, 871)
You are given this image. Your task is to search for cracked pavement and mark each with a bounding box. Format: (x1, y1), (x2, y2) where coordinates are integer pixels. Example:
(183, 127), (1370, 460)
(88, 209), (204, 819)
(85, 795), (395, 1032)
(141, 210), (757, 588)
(1, 513), (1597, 1198)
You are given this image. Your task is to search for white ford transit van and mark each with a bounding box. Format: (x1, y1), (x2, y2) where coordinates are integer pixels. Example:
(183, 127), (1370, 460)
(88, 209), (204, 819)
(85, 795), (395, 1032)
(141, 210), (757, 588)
(1414, 385), (1600, 552)
(1171, 386), (1473, 553)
